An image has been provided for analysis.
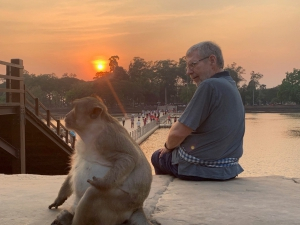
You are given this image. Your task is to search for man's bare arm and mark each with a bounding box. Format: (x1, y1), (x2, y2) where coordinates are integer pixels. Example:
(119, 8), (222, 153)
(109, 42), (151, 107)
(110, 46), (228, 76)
(159, 121), (193, 157)
(166, 121), (193, 149)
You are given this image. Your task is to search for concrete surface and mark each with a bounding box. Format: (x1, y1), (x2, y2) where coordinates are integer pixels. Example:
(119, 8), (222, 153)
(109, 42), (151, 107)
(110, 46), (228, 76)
(0, 174), (299, 225)
(151, 176), (300, 225)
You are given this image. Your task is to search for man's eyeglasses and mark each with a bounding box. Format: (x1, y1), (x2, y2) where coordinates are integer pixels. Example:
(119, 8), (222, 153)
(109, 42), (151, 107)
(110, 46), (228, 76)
(186, 56), (209, 70)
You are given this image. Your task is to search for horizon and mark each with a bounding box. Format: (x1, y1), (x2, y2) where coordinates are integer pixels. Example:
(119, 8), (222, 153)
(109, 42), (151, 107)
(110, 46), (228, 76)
(1, 0), (300, 88)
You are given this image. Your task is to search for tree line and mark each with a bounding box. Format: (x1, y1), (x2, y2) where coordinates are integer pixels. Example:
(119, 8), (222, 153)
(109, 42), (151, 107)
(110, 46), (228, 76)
(0, 56), (299, 108)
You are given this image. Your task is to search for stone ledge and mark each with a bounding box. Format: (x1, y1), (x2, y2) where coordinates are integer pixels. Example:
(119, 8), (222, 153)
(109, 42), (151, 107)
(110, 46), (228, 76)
(150, 176), (300, 225)
(0, 174), (299, 225)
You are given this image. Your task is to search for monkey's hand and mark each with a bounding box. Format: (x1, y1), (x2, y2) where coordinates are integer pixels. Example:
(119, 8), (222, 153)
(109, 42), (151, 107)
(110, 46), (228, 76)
(87, 176), (112, 190)
(48, 196), (68, 209)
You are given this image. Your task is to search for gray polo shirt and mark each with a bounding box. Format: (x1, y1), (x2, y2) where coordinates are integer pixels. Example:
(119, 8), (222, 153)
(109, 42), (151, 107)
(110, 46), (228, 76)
(172, 71), (244, 179)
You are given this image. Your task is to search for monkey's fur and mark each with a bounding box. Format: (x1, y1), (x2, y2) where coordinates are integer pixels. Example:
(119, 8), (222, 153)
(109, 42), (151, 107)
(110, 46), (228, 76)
(49, 96), (153, 225)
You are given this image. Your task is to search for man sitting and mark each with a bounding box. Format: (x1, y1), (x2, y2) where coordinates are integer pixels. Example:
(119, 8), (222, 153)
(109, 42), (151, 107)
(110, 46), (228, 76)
(151, 41), (245, 181)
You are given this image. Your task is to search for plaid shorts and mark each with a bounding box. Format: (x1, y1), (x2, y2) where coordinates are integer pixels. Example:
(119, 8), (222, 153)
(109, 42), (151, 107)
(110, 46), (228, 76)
(178, 147), (239, 168)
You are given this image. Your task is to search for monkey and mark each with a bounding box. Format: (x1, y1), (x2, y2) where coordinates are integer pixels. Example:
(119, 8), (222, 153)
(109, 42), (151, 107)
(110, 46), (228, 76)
(49, 96), (153, 225)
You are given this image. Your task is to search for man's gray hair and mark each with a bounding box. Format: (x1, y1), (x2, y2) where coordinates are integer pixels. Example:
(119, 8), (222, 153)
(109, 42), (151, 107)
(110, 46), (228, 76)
(186, 41), (224, 69)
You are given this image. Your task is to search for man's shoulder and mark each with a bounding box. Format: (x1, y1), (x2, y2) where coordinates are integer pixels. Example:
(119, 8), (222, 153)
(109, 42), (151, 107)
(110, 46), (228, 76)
(198, 77), (227, 88)
(206, 75), (232, 84)
(201, 76), (236, 92)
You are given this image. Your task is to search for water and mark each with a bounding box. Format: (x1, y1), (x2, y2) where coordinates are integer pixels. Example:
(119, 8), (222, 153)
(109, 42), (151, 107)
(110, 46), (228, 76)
(241, 113), (300, 178)
(140, 113), (300, 178)
(57, 113), (300, 178)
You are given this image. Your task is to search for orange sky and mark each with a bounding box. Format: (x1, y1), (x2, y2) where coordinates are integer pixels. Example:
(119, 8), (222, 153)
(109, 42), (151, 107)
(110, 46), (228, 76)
(1, 0), (300, 88)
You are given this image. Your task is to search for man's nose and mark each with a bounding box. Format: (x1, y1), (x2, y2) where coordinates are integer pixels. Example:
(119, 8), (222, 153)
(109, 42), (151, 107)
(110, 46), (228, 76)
(186, 68), (193, 76)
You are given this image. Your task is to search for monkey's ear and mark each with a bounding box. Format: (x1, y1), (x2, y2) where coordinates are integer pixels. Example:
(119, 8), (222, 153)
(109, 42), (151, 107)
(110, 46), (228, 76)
(90, 106), (102, 119)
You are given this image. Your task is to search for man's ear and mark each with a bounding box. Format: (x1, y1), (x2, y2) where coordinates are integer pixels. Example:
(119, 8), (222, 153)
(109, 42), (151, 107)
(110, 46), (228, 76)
(209, 54), (217, 65)
(90, 106), (102, 119)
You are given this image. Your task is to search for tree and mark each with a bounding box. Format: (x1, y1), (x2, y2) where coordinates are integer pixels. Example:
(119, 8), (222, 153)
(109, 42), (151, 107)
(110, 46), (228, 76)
(176, 56), (188, 84)
(152, 60), (178, 104)
(224, 62), (246, 88)
(112, 66), (129, 81)
(65, 81), (93, 102)
(108, 55), (119, 73)
(247, 71), (264, 105)
(54, 76), (81, 107)
(128, 57), (157, 105)
(179, 83), (197, 104)
(62, 73), (77, 78)
(264, 86), (280, 104)
(24, 73), (58, 107)
(239, 84), (248, 105)
(278, 69), (300, 104)
(93, 71), (110, 79)
(128, 57), (150, 82)
(17, 55), (287, 110)
(258, 84), (267, 105)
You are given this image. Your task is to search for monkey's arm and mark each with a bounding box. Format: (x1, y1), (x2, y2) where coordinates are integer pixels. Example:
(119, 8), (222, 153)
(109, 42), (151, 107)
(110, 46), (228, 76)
(87, 153), (135, 190)
(49, 175), (73, 209)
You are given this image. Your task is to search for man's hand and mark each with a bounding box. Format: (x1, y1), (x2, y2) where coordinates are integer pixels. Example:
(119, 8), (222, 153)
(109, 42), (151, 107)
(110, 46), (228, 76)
(159, 147), (172, 158)
(159, 121), (193, 158)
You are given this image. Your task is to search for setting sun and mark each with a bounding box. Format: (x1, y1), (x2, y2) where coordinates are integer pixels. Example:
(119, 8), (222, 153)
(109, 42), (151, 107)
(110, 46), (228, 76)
(97, 64), (104, 70)
(92, 59), (106, 72)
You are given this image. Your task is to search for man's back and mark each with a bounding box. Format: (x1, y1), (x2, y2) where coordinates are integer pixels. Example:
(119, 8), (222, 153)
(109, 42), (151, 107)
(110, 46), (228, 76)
(175, 71), (245, 179)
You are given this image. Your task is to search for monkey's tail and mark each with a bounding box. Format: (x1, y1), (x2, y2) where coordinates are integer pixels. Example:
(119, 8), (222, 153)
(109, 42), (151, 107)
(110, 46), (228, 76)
(128, 208), (153, 225)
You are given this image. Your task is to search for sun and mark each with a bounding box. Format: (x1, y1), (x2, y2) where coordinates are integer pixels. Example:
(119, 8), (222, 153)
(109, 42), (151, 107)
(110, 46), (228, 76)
(97, 64), (104, 71)
(92, 59), (106, 72)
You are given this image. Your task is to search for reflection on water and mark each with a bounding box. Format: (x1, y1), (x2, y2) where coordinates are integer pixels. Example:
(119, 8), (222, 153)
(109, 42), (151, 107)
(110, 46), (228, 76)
(140, 113), (300, 178)
(241, 113), (300, 178)
(140, 129), (169, 174)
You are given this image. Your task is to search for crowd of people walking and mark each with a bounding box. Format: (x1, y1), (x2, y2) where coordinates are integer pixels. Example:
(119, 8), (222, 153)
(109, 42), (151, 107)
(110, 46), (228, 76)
(121, 109), (178, 129)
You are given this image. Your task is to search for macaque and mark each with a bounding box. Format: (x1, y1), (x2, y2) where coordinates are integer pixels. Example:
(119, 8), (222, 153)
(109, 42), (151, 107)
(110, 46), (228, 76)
(49, 96), (153, 225)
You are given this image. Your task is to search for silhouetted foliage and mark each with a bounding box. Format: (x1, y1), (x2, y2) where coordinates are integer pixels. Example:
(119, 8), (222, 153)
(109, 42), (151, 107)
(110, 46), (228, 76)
(224, 62), (246, 88)
(278, 69), (300, 104)
(17, 55), (300, 109)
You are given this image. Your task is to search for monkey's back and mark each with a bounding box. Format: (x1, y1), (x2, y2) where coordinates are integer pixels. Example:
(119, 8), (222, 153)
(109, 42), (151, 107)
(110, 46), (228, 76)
(120, 144), (153, 204)
(110, 119), (153, 201)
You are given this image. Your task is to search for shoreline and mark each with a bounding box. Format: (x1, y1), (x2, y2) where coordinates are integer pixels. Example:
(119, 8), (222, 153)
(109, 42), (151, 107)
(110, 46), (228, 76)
(244, 105), (300, 113)
(49, 105), (300, 118)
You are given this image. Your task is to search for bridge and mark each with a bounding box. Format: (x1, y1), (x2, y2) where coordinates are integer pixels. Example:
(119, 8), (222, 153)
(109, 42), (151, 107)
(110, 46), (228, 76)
(0, 59), (73, 175)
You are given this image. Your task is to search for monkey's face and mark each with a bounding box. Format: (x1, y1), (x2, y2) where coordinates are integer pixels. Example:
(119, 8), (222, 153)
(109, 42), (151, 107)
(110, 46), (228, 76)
(65, 97), (106, 133)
